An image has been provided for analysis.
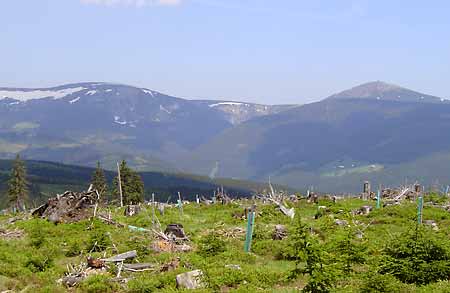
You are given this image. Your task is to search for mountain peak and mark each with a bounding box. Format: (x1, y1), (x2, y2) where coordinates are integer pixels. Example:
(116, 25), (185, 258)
(327, 81), (444, 103)
(329, 81), (402, 99)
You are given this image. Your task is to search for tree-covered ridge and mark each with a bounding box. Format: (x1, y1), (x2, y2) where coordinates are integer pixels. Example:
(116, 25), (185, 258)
(0, 159), (281, 209)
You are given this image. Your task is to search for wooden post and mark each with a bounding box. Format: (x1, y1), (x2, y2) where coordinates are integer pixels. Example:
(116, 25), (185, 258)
(117, 162), (123, 207)
(177, 192), (183, 216)
(151, 193), (155, 227)
(196, 194), (199, 205)
(244, 205), (256, 253)
(363, 181), (370, 200)
(376, 189), (381, 209)
(417, 196), (423, 224)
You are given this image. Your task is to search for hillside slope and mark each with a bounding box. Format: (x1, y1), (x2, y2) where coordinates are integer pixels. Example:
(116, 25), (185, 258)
(0, 83), (293, 171)
(182, 82), (450, 192)
(0, 159), (285, 209)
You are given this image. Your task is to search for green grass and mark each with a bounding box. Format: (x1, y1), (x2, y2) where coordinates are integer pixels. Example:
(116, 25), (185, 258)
(1, 197), (450, 292)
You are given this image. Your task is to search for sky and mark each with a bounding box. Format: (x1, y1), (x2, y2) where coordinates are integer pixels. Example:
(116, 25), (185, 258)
(0, 0), (449, 104)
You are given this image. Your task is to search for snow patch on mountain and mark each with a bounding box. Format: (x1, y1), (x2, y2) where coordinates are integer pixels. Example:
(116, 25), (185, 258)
(69, 97), (81, 104)
(114, 116), (127, 125)
(209, 102), (247, 108)
(86, 90), (97, 96)
(159, 105), (172, 114)
(142, 89), (154, 97)
(0, 87), (87, 101)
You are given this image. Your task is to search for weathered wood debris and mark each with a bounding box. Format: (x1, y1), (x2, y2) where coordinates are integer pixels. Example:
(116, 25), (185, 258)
(124, 205), (141, 217)
(215, 186), (232, 204)
(272, 224), (287, 240)
(176, 269), (204, 290)
(160, 257), (181, 272)
(0, 228), (24, 239)
(214, 226), (246, 238)
(364, 183), (422, 202)
(32, 189), (99, 223)
(353, 205), (373, 215)
(151, 239), (192, 253)
(232, 207), (251, 219)
(164, 223), (188, 241)
(257, 182), (295, 218)
(61, 250), (154, 287)
(101, 250), (138, 262)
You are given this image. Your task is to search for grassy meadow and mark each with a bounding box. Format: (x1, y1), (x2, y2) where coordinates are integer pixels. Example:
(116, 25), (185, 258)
(1, 195), (450, 292)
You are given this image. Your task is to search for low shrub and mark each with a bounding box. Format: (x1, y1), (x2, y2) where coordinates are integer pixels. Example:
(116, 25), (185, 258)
(198, 232), (226, 257)
(79, 275), (119, 293)
(86, 230), (112, 252)
(379, 225), (450, 285)
(24, 251), (54, 272)
(360, 271), (404, 293)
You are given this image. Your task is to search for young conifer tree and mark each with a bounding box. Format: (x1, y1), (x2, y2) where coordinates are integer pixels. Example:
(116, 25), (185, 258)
(113, 160), (144, 205)
(8, 154), (29, 211)
(91, 161), (108, 201)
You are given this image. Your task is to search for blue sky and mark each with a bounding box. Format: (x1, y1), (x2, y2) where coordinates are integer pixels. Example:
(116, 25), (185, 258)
(1, 0), (449, 104)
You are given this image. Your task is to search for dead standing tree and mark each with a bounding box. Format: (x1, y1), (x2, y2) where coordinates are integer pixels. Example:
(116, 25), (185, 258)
(259, 181), (295, 219)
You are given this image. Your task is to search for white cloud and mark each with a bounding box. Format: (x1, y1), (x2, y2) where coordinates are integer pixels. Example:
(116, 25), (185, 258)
(80, 0), (182, 7)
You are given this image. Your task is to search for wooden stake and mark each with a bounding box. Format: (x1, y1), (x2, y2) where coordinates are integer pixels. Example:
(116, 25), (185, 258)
(117, 162), (123, 207)
(417, 196), (423, 224)
(151, 193), (155, 227)
(177, 192), (183, 216)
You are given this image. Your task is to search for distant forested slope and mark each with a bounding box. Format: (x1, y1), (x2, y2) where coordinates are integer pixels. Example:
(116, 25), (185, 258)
(0, 159), (280, 209)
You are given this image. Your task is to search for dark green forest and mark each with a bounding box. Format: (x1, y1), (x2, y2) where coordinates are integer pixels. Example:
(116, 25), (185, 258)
(0, 159), (279, 209)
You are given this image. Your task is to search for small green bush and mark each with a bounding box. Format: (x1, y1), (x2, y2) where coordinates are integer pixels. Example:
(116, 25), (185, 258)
(360, 272), (403, 293)
(127, 277), (162, 292)
(79, 275), (119, 293)
(125, 235), (150, 256)
(379, 225), (450, 285)
(205, 267), (245, 290)
(424, 192), (447, 205)
(86, 230), (112, 252)
(29, 225), (46, 248)
(24, 251), (53, 272)
(288, 212), (338, 292)
(198, 232), (226, 257)
(64, 241), (82, 257)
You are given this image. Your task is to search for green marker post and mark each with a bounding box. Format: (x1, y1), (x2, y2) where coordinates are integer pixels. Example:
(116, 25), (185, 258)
(376, 190), (381, 209)
(244, 206), (256, 253)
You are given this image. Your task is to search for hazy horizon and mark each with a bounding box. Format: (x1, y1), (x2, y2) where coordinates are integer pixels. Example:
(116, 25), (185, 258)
(1, 0), (449, 104)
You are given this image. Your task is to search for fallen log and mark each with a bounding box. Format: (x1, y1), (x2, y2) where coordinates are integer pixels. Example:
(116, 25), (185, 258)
(101, 250), (137, 262)
(123, 263), (155, 272)
(97, 215), (125, 228)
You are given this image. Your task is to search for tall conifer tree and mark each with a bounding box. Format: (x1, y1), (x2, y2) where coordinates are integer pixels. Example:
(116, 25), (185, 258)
(91, 161), (108, 201)
(8, 154), (29, 211)
(113, 160), (144, 205)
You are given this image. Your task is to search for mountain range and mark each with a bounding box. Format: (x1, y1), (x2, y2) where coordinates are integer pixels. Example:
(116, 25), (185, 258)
(1, 80), (450, 192)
